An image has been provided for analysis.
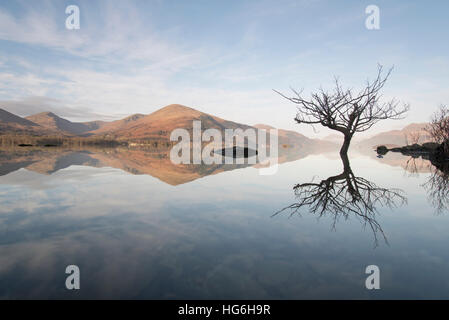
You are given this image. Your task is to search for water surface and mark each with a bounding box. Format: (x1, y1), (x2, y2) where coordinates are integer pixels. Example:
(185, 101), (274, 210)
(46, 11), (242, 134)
(0, 147), (448, 299)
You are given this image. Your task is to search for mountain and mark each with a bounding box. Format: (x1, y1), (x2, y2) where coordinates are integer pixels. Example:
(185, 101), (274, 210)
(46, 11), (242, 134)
(91, 104), (254, 140)
(0, 108), (41, 134)
(1, 104), (338, 153)
(357, 123), (432, 149)
(89, 113), (146, 136)
(323, 133), (344, 144)
(0, 108), (37, 126)
(253, 124), (336, 149)
(25, 112), (107, 136)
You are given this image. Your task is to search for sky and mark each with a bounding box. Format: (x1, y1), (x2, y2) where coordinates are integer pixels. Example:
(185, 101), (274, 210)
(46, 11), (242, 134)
(0, 0), (448, 137)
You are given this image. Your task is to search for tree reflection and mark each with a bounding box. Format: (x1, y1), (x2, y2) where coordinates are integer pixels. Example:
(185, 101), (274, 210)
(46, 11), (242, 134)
(274, 154), (407, 245)
(400, 154), (449, 214)
(423, 160), (449, 214)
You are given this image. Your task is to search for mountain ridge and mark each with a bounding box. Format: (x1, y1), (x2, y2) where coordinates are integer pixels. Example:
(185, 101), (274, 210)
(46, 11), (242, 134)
(356, 122), (431, 149)
(25, 111), (109, 135)
(2, 104), (427, 150)
(0, 108), (42, 134)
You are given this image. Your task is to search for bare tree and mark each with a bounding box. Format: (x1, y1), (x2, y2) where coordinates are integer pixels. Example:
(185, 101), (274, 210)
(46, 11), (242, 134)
(404, 131), (421, 146)
(426, 105), (449, 155)
(275, 65), (409, 155)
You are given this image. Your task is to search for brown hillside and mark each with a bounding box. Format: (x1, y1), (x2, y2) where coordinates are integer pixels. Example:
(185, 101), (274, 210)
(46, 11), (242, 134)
(25, 112), (104, 135)
(92, 104), (254, 140)
(0, 108), (43, 134)
(91, 113), (145, 135)
(1, 108), (38, 126)
(357, 123), (432, 148)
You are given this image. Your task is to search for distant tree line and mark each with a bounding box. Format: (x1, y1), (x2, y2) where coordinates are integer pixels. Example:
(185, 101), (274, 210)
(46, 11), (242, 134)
(0, 134), (122, 147)
(0, 134), (179, 150)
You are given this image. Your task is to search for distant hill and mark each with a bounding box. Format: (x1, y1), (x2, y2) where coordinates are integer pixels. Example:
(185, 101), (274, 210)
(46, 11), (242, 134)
(252, 124), (337, 163)
(357, 123), (432, 149)
(92, 104), (254, 140)
(253, 124), (337, 151)
(322, 133), (344, 144)
(90, 113), (145, 135)
(0, 104), (337, 153)
(0, 108), (37, 126)
(0, 108), (41, 134)
(25, 112), (107, 135)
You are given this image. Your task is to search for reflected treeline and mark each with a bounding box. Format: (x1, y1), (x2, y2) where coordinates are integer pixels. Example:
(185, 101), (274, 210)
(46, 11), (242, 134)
(0, 147), (251, 185)
(358, 146), (449, 215)
(396, 153), (449, 214)
(403, 156), (432, 177)
(423, 160), (449, 214)
(0, 143), (330, 185)
(274, 154), (407, 245)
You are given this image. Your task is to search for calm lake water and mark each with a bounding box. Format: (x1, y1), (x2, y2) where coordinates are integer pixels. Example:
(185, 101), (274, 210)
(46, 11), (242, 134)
(0, 147), (448, 299)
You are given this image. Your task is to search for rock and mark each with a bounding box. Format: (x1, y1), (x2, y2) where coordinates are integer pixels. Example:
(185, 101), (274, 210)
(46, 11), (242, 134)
(376, 145), (388, 155)
(216, 146), (258, 158)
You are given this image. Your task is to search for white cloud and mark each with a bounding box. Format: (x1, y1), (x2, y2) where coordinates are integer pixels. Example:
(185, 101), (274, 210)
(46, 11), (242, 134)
(0, 0), (292, 126)
(0, 1), (448, 137)
(0, 96), (114, 120)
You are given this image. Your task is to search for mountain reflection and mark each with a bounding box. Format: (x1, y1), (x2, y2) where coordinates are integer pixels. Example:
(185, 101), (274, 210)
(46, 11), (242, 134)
(0, 144), (329, 185)
(274, 154), (407, 245)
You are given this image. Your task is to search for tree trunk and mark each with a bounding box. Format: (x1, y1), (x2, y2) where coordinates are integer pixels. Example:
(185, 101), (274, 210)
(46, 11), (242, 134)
(340, 134), (352, 157)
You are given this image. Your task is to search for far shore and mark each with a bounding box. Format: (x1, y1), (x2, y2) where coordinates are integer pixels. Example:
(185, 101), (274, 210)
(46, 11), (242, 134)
(0, 134), (176, 149)
(376, 142), (449, 164)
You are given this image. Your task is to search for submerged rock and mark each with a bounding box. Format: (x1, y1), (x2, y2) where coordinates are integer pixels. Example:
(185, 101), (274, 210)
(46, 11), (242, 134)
(216, 146), (258, 158)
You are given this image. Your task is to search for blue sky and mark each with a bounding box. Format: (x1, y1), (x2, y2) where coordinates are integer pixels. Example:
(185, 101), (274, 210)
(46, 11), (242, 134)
(0, 0), (448, 137)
